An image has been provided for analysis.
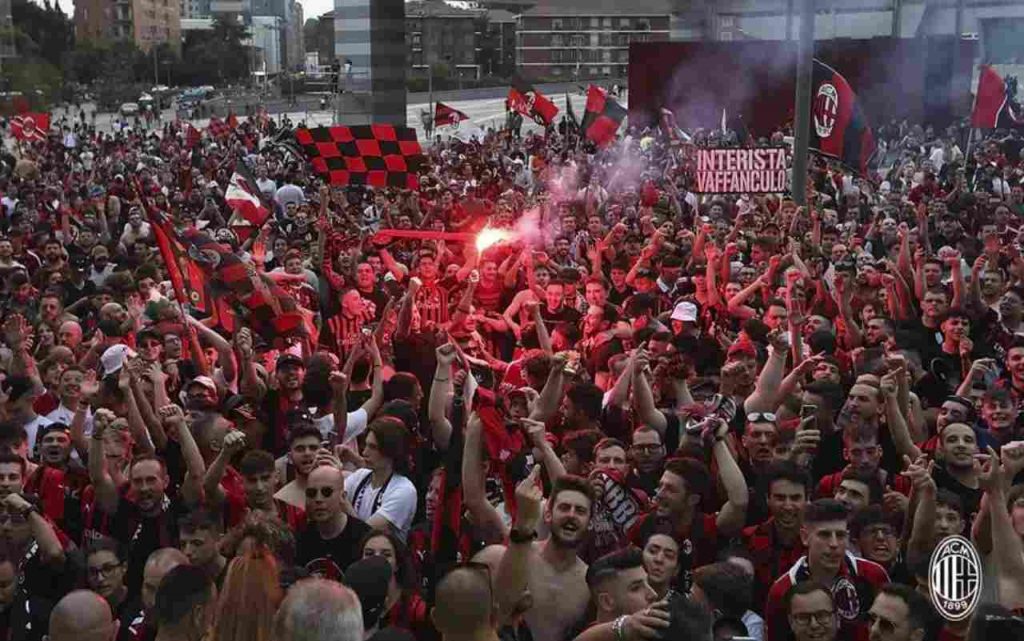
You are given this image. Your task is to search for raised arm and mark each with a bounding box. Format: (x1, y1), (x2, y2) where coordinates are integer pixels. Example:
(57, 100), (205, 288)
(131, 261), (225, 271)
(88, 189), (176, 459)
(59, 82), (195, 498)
(428, 343), (457, 451)
(631, 350), (668, 435)
(495, 466), (541, 620)
(5, 492), (64, 564)
(462, 413), (508, 541)
(980, 447), (1024, 608)
(202, 430), (247, 507)
(744, 332), (789, 414)
(87, 415), (120, 515)
(522, 418), (566, 482)
(529, 354), (566, 423)
(186, 315), (236, 384)
(711, 418), (749, 536)
(905, 456), (938, 560)
(158, 404), (206, 507)
(235, 328), (266, 403)
(881, 369), (922, 460)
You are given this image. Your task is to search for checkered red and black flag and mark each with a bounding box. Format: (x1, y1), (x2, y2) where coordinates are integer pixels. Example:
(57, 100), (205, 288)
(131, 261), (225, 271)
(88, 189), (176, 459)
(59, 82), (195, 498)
(294, 125), (426, 189)
(581, 85), (626, 147)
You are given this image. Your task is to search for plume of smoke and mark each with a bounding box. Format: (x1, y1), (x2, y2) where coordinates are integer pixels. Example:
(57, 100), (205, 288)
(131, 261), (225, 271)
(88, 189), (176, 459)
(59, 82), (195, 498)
(603, 138), (647, 194)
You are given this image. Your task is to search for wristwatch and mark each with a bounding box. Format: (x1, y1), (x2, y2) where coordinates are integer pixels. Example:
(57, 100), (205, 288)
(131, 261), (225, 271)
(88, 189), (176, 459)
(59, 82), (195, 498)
(509, 527), (537, 544)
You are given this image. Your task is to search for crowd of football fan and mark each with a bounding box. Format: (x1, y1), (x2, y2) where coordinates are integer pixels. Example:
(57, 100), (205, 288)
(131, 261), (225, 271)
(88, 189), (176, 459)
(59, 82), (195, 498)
(0, 107), (1020, 641)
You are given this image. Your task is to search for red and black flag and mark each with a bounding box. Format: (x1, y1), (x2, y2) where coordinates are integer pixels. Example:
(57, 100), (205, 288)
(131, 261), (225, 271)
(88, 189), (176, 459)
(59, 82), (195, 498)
(434, 102), (468, 128)
(971, 65), (1024, 129)
(144, 204), (308, 343)
(146, 210), (216, 316)
(11, 112), (50, 142)
(294, 125), (426, 189)
(565, 92), (578, 129)
(809, 60), (876, 175)
(507, 73), (559, 126)
(225, 161), (271, 241)
(184, 122), (202, 149)
(207, 116), (232, 140)
(581, 85), (626, 147)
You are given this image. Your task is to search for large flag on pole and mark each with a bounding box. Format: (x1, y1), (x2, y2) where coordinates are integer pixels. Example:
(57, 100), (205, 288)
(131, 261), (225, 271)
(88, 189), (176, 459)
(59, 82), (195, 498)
(225, 161), (270, 241)
(507, 74), (559, 126)
(971, 65), (1024, 129)
(11, 113), (50, 142)
(434, 102), (469, 128)
(809, 60), (877, 175)
(580, 85), (626, 147)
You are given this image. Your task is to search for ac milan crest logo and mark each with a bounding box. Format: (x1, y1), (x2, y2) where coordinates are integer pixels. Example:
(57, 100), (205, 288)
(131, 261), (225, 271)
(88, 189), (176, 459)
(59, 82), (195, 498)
(831, 577), (861, 621)
(929, 535), (982, 621)
(814, 83), (839, 138)
(13, 115), (44, 141)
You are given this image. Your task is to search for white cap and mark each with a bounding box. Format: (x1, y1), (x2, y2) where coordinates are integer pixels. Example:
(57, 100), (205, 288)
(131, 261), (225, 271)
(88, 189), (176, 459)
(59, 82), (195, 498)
(671, 301), (698, 323)
(101, 344), (137, 377)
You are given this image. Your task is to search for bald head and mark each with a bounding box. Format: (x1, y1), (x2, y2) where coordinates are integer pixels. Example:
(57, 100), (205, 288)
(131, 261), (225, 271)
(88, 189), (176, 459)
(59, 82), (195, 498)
(471, 545), (506, 581)
(142, 548), (188, 611)
(432, 567), (495, 635)
(274, 579), (363, 641)
(49, 590), (116, 641)
(307, 465), (344, 487)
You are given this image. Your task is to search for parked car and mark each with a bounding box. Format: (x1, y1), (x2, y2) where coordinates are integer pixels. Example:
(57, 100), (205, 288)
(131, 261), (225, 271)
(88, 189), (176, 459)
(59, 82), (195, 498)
(119, 102), (139, 115)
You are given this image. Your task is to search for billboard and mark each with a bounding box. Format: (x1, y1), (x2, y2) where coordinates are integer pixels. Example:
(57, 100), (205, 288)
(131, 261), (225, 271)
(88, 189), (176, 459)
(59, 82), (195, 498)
(693, 147), (789, 194)
(628, 37), (976, 136)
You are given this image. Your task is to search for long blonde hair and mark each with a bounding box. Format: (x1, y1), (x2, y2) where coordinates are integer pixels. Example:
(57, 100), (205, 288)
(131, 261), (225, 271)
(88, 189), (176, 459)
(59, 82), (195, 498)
(210, 546), (283, 641)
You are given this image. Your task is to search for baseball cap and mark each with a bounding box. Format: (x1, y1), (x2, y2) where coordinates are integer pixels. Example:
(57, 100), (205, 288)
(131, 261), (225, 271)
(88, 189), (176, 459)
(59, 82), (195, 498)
(275, 353), (305, 370)
(100, 344), (137, 377)
(345, 556), (392, 629)
(670, 301), (698, 323)
(39, 422), (71, 439)
(185, 376), (218, 395)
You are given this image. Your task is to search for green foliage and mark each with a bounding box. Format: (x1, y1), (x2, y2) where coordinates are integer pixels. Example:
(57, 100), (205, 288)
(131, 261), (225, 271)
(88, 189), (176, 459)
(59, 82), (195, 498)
(9, 0), (72, 68)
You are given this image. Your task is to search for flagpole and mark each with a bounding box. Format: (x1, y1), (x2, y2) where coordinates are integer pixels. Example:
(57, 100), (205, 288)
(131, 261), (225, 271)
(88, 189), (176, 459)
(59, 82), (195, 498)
(792, 0), (816, 207)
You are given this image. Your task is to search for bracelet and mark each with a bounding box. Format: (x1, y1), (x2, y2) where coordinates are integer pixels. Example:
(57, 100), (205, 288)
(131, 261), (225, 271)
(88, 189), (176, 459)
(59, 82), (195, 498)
(612, 615), (628, 641)
(433, 377), (450, 382)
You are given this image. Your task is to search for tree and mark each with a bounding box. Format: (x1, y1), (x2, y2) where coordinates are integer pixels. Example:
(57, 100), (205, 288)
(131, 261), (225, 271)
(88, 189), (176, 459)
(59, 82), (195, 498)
(10, 0), (72, 68)
(181, 15), (251, 84)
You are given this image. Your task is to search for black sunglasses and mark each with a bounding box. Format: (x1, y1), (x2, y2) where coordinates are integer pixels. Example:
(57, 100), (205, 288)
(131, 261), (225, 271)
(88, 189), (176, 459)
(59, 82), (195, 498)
(305, 486), (335, 499)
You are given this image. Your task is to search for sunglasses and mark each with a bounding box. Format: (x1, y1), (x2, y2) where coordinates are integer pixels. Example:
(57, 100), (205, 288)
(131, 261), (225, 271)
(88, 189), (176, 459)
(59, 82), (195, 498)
(305, 486), (335, 499)
(747, 412), (777, 423)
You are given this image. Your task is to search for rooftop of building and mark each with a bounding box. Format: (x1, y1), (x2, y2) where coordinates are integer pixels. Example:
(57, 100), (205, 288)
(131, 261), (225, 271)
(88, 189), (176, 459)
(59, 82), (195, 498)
(519, 0), (672, 17)
(406, 0), (485, 18)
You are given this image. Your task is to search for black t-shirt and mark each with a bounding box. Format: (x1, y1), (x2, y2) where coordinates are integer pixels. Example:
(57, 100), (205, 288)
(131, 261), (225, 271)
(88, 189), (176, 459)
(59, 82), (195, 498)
(296, 517), (373, 581)
(358, 287), (391, 322)
(672, 334), (724, 377)
(932, 463), (983, 526)
(539, 305), (581, 331)
(113, 596), (144, 641)
(102, 493), (184, 597)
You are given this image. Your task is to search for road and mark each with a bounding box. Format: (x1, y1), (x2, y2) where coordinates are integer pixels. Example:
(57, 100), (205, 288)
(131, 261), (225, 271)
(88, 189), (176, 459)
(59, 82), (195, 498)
(49, 86), (628, 144)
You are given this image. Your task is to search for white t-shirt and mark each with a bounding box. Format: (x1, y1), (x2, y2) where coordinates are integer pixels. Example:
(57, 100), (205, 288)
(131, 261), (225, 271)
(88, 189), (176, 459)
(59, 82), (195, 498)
(343, 468), (417, 541)
(313, 407), (368, 445)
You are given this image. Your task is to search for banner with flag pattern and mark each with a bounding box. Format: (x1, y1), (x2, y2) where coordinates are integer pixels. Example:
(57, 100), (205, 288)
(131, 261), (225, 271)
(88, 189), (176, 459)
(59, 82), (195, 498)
(294, 125), (426, 189)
